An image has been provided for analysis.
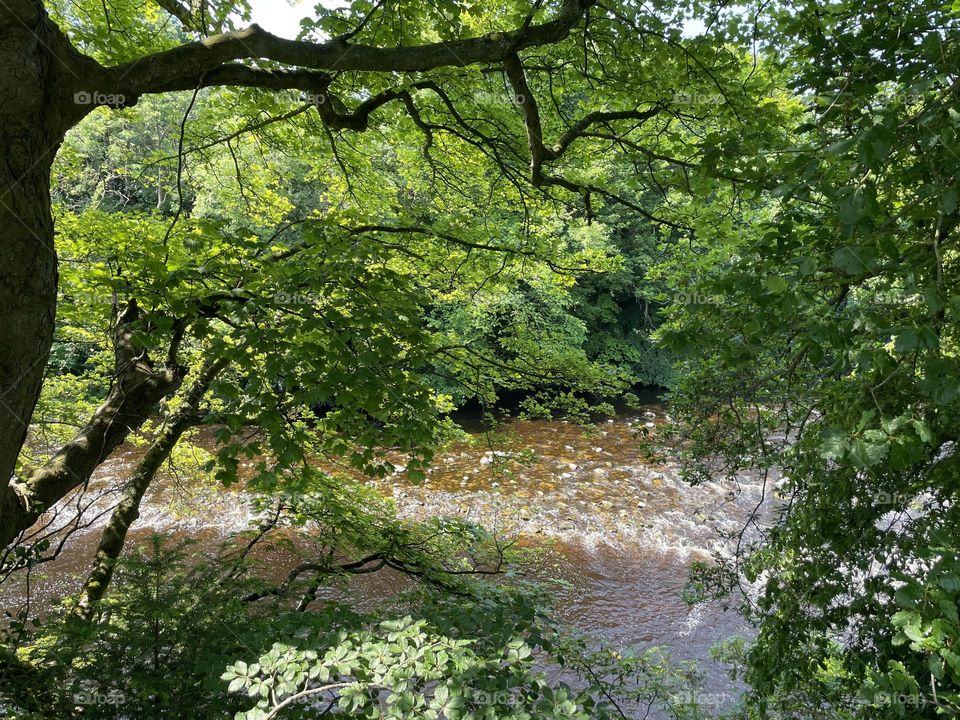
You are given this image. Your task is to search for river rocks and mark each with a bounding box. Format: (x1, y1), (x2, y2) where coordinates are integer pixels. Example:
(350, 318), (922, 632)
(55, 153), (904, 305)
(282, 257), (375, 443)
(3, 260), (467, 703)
(479, 450), (512, 465)
(342, 414), (763, 558)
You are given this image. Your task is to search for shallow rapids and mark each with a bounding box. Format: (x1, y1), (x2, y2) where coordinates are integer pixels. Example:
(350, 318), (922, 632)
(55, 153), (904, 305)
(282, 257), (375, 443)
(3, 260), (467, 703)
(3, 409), (768, 710)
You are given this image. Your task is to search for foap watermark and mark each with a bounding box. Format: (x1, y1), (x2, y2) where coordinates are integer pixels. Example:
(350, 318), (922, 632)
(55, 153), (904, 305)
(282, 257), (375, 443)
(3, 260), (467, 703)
(871, 290), (919, 307)
(72, 290), (116, 307)
(862, 692), (929, 709)
(873, 90), (923, 106)
(73, 689), (126, 706)
(670, 690), (737, 709)
(74, 90), (126, 108)
(673, 91), (724, 106)
(470, 689), (514, 706)
(273, 291), (319, 305)
(674, 291), (722, 306)
(475, 90), (525, 107)
(873, 491), (908, 506)
(801, 89), (923, 108)
(272, 89), (330, 107)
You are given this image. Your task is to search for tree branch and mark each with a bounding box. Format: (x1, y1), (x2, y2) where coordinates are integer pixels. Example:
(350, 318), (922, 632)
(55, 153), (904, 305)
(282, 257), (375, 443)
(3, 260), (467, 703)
(502, 52), (687, 229)
(106, 0), (594, 100)
(75, 354), (229, 618)
(0, 301), (187, 548)
(154, 0), (195, 28)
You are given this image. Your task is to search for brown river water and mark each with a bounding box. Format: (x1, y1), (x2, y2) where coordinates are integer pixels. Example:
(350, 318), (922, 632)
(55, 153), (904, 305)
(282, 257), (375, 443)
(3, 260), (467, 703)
(2, 408), (770, 713)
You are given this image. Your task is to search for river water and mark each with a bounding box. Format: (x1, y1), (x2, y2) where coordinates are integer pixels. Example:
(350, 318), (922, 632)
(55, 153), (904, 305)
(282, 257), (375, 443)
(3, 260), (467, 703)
(2, 408), (768, 714)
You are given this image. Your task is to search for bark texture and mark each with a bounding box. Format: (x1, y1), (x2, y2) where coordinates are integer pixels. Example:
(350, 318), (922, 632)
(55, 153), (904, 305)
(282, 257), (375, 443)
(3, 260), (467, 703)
(0, 302), (187, 548)
(76, 357), (226, 617)
(0, 1), (62, 492)
(0, 2), (110, 543)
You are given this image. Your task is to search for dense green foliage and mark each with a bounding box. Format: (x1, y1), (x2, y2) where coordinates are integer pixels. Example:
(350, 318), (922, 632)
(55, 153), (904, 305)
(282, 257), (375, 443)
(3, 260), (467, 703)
(660, 1), (960, 717)
(3, 0), (959, 718)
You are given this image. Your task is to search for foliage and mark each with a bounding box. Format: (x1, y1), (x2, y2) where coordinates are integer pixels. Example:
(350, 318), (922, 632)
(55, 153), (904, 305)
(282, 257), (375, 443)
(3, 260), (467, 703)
(13, 1), (949, 718)
(3, 528), (712, 720)
(221, 616), (572, 720)
(862, 534), (960, 716)
(571, 211), (676, 388)
(657, 0), (960, 717)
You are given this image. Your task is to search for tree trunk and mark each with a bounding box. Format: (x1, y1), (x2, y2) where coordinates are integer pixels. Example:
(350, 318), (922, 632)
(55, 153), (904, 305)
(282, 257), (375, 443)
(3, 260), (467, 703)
(0, 159), (58, 550)
(0, 4), (118, 545)
(76, 357), (227, 617)
(0, 2), (63, 493)
(0, 3), (82, 549)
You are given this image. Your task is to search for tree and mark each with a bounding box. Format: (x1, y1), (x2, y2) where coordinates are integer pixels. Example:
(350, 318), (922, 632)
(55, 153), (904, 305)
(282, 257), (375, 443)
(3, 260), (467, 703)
(0, 0), (591, 545)
(1, 0), (772, 550)
(660, 0), (960, 715)
(0, 3), (798, 717)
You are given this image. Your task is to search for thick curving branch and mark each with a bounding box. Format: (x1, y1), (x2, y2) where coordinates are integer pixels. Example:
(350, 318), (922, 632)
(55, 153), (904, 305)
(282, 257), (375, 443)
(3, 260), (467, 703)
(75, 355), (229, 618)
(503, 52), (662, 182)
(502, 52), (689, 229)
(105, 0), (594, 100)
(0, 301), (188, 548)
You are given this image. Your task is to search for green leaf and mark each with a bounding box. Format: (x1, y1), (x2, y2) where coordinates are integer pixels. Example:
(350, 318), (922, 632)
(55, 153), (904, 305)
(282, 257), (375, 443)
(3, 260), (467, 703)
(820, 428), (848, 460)
(764, 276), (788, 294)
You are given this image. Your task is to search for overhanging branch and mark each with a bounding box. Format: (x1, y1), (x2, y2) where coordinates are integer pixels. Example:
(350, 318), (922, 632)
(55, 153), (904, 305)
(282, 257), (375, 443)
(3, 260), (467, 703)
(107, 0), (594, 100)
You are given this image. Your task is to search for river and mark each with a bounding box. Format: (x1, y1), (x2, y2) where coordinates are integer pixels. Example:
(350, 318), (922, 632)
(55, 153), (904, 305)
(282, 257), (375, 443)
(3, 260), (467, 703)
(2, 407), (768, 715)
